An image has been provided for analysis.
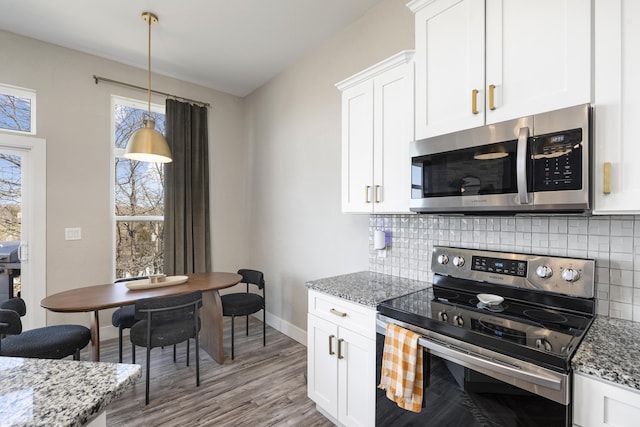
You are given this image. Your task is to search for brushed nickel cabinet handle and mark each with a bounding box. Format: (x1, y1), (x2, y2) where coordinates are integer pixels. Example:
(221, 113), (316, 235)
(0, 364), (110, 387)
(329, 334), (335, 355)
(471, 89), (479, 114)
(488, 84), (496, 110)
(338, 338), (345, 359)
(603, 162), (611, 194)
(374, 185), (381, 203)
(330, 308), (347, 317)
(365, 185), (372, 203)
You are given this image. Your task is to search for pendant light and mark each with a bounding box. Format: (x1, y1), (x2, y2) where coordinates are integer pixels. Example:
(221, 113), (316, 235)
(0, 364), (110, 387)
(124, 12), (172, 163)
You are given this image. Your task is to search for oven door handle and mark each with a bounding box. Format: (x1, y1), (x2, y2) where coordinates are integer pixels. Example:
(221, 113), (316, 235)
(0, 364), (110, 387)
(417, 335), (562, 391)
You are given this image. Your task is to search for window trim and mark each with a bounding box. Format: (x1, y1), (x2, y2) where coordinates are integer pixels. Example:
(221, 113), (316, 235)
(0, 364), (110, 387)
(0, 84), (37, 135)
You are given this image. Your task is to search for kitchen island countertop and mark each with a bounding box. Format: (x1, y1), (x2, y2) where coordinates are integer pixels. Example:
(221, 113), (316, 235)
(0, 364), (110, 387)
(0, 356), (140, 427)
(573, 316), (640, 391)
(305, 270), (429, 308)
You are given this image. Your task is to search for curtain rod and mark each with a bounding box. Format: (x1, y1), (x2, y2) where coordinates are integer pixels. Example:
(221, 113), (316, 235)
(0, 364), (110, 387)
(93, 75), (211, 108)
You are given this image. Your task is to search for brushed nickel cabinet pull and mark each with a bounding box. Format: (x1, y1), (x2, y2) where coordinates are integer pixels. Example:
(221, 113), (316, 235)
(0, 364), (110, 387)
(365, 185), (372, 203)
(471, 89), (479, 114)
(338, 338), (345, 359)
(488, 84), (496, 110)
(603, 162), (611, 194)
(329, 334), (335, 355)
(330, 308), (347, 317)
(374, 185), (381, 203)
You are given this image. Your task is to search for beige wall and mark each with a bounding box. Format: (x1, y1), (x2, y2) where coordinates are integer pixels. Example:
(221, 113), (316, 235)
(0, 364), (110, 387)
(0, 0), (413, 337)
(244, 0), (414, 335)
(0, 30), (249, 327)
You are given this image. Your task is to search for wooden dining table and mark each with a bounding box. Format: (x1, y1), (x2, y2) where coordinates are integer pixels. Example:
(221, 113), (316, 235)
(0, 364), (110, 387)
(40, 272), (242, 363)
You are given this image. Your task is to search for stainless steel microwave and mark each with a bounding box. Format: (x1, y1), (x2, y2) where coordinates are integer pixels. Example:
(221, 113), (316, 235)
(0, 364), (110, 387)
(409, 104), (592, 214)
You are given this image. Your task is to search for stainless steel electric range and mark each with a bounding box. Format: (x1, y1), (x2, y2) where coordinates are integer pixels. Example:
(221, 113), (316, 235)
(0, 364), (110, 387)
(376, 246), (596, 427)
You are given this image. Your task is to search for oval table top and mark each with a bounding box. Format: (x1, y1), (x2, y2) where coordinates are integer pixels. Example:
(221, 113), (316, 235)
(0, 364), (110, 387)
(41, 272), (242, 312)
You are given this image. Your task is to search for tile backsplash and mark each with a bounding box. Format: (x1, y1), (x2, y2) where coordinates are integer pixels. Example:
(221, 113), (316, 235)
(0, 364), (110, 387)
(369, 214), (640, 322)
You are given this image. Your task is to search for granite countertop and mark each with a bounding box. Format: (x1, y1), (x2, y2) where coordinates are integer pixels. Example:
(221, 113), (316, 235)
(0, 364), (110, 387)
(572, 316), (640, 392)
(0, 356), (140, 427)
(305, 271), (430, 308)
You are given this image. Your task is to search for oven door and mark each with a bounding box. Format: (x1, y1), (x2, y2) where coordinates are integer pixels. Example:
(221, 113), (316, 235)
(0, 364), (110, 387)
(376, 317), (571, 427)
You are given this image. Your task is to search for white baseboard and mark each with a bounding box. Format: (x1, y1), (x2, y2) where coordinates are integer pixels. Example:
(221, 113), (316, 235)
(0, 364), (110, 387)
(263, 311), (307, 346)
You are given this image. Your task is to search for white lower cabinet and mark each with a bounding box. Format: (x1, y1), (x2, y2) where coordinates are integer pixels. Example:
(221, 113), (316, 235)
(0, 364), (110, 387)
(573, 372), (640, 427)
(307, 290), (376, 427)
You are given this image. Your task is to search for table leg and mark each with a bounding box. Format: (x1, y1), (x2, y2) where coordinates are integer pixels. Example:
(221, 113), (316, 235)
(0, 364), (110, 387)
(90, 310), (100, 362)
(200, 290), (224, 364)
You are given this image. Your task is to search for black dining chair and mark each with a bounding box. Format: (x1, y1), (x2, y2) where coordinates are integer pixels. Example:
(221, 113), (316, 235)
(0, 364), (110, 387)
(0, 297), (91, 360)
(111, 276), (148, 363)
(221, 269), (266, 360)
(130, 290), (202, 404)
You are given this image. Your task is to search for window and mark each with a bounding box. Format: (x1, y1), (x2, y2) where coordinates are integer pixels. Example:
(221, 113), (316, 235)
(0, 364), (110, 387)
(112, 96), (165, 278)
(0, 84), (36, 134)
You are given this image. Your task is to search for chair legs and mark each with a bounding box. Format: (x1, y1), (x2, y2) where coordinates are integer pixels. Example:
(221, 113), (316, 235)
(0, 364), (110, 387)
(118, 327), (124, 363)
(229, 312), (266, 360)
(231, 315), (235, 360)
(145, 345), (151, 404)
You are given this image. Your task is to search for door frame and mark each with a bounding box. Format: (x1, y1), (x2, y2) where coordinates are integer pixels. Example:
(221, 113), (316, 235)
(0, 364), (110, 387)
(0, 133), (46, 329)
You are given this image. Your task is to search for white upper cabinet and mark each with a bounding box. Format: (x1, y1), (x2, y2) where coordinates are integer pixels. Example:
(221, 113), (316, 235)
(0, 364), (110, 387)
(408, 0), (592, 139)
(592, 0), (640, 214)
(337, 51), (415, 214)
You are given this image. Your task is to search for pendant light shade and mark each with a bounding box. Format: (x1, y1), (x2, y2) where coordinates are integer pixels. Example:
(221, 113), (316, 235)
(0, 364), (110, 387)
(124, 12), (172, 163)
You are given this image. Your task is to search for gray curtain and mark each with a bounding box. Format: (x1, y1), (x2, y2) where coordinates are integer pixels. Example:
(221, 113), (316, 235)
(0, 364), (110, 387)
(164, 99), (211, 275)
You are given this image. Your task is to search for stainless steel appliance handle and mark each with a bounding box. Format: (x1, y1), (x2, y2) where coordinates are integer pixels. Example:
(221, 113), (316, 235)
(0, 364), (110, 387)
(516, 127), (530, 204)
(376, 319), (561, 392)
(417, 335), (561, 391)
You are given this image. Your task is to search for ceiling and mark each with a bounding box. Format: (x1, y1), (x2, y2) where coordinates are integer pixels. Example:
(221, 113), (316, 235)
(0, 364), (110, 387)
(0, 0), (385, 97)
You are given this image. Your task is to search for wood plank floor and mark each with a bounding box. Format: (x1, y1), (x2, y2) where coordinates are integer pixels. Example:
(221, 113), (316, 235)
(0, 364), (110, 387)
(94, 316), (334, 427)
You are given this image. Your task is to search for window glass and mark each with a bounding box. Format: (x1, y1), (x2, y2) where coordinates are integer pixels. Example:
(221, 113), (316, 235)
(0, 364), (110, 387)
(112, 96), (165, 278)
(0, 84), (36, 134)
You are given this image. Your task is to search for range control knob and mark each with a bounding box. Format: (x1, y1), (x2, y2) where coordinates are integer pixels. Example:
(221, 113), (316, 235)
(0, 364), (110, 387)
(452, 256), (465, 267)
(438, 311), (449, 322)
(561, 268), (580, 282)
(437, 254), (449, 265)
(453, 315), (464, 327)
(536, 265), (553, 279)
(535, 338), (552, 352)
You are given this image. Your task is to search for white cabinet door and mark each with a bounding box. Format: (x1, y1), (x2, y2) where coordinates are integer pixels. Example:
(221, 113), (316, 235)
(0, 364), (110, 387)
(338, 327), (376, 427)
(338, 51), (414, 214)
(307, 314), (339, 418)
(374, 62), (414, 213)
(592, 0), (640, 213)
(409, 0), (591, 138)
(412, 0), (485, 139)
(341, 81), (374, 213)
(573, 373), (640, 427)
(485, 0), (591, 124)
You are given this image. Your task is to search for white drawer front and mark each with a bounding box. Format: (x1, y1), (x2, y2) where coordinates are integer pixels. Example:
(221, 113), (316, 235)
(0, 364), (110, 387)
(308, 290), (376, 338)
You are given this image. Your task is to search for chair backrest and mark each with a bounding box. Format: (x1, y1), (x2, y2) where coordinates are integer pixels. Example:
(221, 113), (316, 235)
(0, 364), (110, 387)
(0, 308), (22, 337)
(238, 269), (265, 290)
(0, 297), (26, 317)
(134, 290), (203, 323)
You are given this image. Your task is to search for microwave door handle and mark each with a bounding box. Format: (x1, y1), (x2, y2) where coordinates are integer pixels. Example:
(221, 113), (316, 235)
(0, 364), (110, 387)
(517, 127), (530, 204)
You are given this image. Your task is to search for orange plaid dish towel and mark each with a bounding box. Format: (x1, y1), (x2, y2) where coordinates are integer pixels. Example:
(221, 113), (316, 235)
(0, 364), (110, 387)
(377, 323), (424, 413)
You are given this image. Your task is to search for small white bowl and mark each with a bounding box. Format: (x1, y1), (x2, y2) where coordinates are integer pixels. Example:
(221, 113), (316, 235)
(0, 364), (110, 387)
(477, 293), (504, 306)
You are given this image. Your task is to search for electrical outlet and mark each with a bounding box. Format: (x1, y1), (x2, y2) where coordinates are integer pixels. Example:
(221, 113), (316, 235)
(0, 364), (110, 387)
(65, 227), (81, 241)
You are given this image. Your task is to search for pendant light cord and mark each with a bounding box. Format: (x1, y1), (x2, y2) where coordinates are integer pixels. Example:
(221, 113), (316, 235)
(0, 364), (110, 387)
(147, 13), (152, 120)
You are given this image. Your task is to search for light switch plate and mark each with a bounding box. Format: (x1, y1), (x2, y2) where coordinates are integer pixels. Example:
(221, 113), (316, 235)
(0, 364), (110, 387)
(65, 227), (81, 241)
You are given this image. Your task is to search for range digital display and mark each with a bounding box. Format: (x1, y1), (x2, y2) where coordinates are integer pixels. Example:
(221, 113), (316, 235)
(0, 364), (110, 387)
(471, 256), (527, 277)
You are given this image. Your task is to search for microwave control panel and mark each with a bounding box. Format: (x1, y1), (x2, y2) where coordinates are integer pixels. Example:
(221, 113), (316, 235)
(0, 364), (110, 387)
(531, 128), (583, 191)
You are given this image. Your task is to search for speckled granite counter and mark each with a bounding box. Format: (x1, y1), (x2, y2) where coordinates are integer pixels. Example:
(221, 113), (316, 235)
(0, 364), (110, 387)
(305, 271), (429, 308)
(0, 356), (140, 427)
(572, 316), (640, 391)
